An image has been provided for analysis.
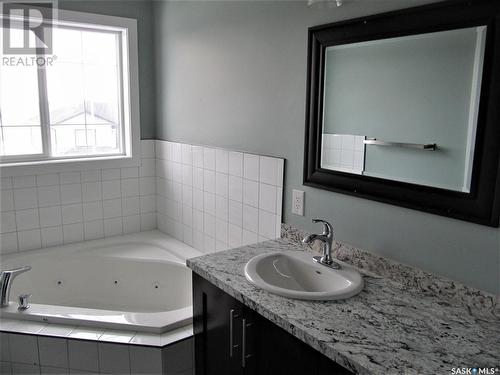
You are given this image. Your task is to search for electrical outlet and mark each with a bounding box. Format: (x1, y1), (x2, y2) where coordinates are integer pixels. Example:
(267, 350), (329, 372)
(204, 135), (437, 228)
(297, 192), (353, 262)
(292, 189), (304, 216)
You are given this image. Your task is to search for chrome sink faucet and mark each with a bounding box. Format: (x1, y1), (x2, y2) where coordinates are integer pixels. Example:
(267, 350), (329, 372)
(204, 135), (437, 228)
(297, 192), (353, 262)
(0, 266), (31, 307)
(302, 219), (340, 269)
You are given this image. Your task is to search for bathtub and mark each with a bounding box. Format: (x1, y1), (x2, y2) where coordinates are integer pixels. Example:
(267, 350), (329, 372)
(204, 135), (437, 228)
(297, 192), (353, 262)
(0, 231), (202, 333)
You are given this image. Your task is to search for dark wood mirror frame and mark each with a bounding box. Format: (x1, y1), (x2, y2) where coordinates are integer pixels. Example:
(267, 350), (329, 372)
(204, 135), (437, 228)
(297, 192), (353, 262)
(303, 0), (500, 227)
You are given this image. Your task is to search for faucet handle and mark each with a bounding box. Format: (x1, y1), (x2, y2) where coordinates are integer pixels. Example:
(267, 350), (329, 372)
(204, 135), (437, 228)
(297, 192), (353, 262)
(311, 219), (333, 236)
(18, 294), (31, 310)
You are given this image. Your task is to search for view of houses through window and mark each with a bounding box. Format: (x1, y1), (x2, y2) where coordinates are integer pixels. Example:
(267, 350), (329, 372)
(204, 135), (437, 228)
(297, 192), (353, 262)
(0, 23), (125, 162)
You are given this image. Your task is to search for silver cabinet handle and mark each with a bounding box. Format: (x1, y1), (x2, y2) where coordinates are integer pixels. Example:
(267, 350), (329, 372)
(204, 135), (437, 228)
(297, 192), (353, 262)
(229, 309), (239, 357)
(241, 318), (252, 368)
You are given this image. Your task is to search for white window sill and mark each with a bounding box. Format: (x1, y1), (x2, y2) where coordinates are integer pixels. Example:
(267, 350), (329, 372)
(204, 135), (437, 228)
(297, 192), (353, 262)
(0, 154), (141, 177)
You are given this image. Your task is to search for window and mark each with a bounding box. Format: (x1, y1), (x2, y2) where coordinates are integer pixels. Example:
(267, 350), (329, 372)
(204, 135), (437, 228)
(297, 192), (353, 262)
(0, 9), (138, 167)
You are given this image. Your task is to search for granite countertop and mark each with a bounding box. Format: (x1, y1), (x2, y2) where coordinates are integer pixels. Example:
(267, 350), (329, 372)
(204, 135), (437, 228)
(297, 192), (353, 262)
(186, 239), (500, 375)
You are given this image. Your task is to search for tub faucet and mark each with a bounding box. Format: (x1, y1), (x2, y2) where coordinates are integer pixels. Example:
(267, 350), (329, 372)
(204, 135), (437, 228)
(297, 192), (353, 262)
(302, 219), (340, 269)
(0, 266), (31, 307)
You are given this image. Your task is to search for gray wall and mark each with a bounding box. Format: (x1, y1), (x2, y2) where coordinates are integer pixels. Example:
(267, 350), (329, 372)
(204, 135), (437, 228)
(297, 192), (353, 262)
(323, 27), (481, 191)
(153, 0), (499, 295)
(57, 0), (156, 139)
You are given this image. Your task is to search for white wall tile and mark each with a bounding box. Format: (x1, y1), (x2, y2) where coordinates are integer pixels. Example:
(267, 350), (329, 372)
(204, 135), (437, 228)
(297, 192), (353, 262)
(259, 156), (278, 186)
(13, 176), (36, 188)
(141, 213), (156, 231)
(193, 189), (203, 211)
(203, 147), (216, 170)
(215, 149), (228, 173)
(259, 183), (277, 214)
(18, 229), (41, 251)
(36, 174), (59, 187)
(228, 200), (243, 226)
(0, 232), (18, 253)
(121, 167), (139, 179)
(228, 176), (243, 202)
(1, 212), (16, 233)
(60, 172), (81, 185)
(242, 205), (258, 233)
(242, 229), (258, 245)
(15, 208), (40, 230)
(192, 146), (204, 168)
(61, 204), (83, 225)
(123, 215), (141, 234)
(182, 205), (193, 227)
(82, 201), (103, 222)
(203, 170), (215, 193)
(104, 217), (123, 237)
(193, 167), (204, 190)
(172, 143), (182, 163)
(121, 178), (139, 197)
(140, 195), (156, 214)
(228, 224), (242, 248)
(193, 209), (203, 231)
(215, 195), (228, 221)
(37, 185), (60, 207)
(14, 188), (37, 210)
(60, 184), (82, 205)
(0, 189), (14, 212)
(41, 226), (63, 247)
(203, 213), (216, 237)
(103, 199), (122, 219)
(204, 235), (215, 252)
(215, 173), (228, 198)
(203, 192), (215, 216)
(102, 180), (121, 200)
(228, 151), (243, 177)
(215, 218), (228, 243)
(243, 154), (259, 181)
(259, 210), (276, 239)
(81, 169), (101, 183)
(39, 206), (62, 228)
(84, 220), (104, 240)
(243, 179), (259, 208)
(172, 162), (182, 183)
(182, 165), (193, 186)
(81, 182), (102, 202)
(181, 144), (193, 165)
(139, 177), (156, 196)
(141, 139), (156, 158)
(102, 168), (120, 181)
(63, 223), (83, 244)
(1, 177), (13, 190)
(140, 158), (156, 177)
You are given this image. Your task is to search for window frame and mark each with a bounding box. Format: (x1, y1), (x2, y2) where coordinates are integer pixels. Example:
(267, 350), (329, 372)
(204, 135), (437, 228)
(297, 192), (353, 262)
(0, 7), (141, 176)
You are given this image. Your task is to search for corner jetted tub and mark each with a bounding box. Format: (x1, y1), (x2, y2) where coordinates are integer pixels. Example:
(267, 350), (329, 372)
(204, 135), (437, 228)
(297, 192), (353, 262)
(0, 231), (202, 333)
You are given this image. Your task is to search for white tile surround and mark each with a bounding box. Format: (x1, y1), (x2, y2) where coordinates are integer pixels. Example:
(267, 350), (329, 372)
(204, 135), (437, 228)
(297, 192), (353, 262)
(155, 140), (284, 253)
(0, 140), (284, 254)
(0, 321), (194, 375)
(0, 140), (157, 254)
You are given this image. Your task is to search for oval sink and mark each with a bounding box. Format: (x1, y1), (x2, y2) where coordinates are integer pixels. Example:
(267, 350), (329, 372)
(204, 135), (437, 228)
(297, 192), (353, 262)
(244, 251), (364, 300)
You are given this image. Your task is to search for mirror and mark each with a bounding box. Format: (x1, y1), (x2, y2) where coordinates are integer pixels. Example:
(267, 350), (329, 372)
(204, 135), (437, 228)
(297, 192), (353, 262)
(304, 0), (500, 226)
(321, 27), (486, 193)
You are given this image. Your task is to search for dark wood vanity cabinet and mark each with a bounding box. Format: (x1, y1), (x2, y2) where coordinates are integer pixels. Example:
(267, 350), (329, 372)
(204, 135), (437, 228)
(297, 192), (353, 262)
(193, 273), (352, 375)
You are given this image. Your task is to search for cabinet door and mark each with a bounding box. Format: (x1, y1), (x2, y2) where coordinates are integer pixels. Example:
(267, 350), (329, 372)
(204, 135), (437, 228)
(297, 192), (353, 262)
(193, 273), (244, 375)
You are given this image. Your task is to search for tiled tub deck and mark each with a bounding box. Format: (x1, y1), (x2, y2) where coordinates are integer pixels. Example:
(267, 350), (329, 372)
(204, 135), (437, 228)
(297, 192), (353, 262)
(0, 321), (193, 375)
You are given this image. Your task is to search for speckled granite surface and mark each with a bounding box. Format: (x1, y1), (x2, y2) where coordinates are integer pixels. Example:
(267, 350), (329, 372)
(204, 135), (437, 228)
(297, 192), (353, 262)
(187, 239), (500, 375)
(281, 224), (500, 318)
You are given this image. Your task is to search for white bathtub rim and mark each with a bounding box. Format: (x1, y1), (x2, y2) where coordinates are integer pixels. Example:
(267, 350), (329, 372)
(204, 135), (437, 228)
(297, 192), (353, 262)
(0, 303), (192, 333)
(0, 230), (201, 263)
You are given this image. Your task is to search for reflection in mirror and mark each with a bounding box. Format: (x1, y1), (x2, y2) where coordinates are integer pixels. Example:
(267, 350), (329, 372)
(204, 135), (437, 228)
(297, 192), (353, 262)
(320, 26), (486, 192)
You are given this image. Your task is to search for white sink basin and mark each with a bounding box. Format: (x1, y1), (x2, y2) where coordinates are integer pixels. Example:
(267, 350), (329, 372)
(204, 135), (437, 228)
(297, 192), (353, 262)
(244, 251), (364, 300)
